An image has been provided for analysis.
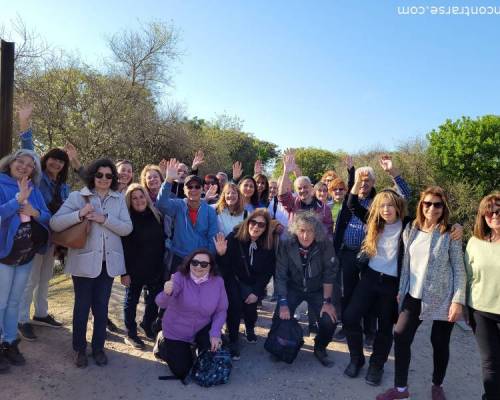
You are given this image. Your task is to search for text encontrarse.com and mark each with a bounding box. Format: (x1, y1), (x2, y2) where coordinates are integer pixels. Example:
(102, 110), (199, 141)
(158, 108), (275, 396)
(397, 5), (500, 15)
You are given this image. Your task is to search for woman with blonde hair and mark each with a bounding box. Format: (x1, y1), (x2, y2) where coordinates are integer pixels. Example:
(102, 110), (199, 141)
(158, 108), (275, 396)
(343, 185), (411, 386)
(140, 164), (164, 205)
(214, 182), (245, 236)
(377, 186), (466, 400)
(121, 184), (165, 349)
(214, 208), (276, 360)
(465, 192), (500, 400)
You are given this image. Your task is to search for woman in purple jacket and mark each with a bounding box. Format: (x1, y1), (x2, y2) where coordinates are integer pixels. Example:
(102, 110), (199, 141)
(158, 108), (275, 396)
(155, 249), (228, 381)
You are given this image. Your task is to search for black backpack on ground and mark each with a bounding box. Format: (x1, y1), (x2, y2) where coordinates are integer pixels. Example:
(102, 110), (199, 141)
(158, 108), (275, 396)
(264, 318), (304, 364)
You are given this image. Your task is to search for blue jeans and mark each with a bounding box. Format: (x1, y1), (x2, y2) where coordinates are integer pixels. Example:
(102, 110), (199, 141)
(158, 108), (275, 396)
(72, 266), (114, 352)
(0, 260), (34, 343)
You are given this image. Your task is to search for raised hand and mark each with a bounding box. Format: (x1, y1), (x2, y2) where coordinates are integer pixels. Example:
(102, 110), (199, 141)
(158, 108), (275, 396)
(159, 159), (168, 178)
(344, 155), (353, 170)
(64, 142), (81, 170)
(164, 277), (174, 295)
(17, 176), (33, 204)
(205, 184), (218, 202)
(191, 150), (205, 170)
(213, 232), (228, 256)
(283, 148), (296, 174)
(232, 161), (243, 181)
(165, 158), (180, 182)
(254, 159), (263, 175)
(379, 154), (394, 173)
(18, 103), (33, 132)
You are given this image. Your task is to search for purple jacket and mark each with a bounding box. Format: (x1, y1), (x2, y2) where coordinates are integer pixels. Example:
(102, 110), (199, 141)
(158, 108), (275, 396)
(155, 272), (228, 342)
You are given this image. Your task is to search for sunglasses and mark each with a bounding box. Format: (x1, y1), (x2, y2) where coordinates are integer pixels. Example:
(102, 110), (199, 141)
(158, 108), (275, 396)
(190, 259), (211, 268)
(205, 181), (216, 185)
(95, 172), (114, 180)
(333, 188), (345, 192)
(422, 201), (444, 209)
(485, 209), (500, 218)
(249, 219), (267, 229)
(187, 184), (201, 190)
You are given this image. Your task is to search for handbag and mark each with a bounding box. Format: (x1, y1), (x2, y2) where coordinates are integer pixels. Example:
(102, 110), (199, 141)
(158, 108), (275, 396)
(51, 196), (91, 249)
(191, 349), (232, 387)
(264, 318), (304, 364)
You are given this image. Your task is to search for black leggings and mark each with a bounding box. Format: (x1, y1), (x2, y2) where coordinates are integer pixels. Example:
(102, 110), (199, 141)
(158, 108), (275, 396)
(225, 279), (258, 343)
(394, 294), (455, 387)
(163, 324), (211, 379)
(470, 308), (500, 400)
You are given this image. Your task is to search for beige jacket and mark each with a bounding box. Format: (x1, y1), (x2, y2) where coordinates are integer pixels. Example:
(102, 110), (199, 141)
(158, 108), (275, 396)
(50, 187), (132, 278)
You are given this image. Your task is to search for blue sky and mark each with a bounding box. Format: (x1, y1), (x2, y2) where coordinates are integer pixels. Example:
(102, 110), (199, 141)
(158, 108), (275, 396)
(2, 0), (500, 153)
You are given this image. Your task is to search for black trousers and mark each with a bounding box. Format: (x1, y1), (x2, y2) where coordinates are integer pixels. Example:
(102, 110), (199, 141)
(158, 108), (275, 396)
(470, 308), (500, 400)
(225, 278), (258, 342)
(394, 294), (455, 387)
(343, 267), (398, 367)
(164, 324), (211, 379)
(123, 280), (162, 336)
(273, 288), (337, 350)
(339, 248), (376, 335)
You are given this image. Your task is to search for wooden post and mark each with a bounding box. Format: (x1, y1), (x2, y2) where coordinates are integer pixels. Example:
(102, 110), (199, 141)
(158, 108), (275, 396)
(0, 40), (15, 158)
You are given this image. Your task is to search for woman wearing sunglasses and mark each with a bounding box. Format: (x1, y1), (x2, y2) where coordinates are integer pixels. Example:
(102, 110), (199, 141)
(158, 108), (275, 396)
(155, 249), (228, 383)
(214, 209), (276, 360)
(465, 192), (500, 400)
(50, 158), (132, 368)
(377, 186), (466, 400)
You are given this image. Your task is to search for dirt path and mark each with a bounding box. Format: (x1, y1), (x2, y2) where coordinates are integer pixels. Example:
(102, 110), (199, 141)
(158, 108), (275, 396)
(1, 275), (483, 400)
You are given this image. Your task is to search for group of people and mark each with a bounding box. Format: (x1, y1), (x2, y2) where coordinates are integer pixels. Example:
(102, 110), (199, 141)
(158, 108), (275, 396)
(0, 104), (498, 400)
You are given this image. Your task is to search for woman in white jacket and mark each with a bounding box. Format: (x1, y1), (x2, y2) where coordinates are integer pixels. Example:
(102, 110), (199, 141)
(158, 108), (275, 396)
(50, 158), (132, 368)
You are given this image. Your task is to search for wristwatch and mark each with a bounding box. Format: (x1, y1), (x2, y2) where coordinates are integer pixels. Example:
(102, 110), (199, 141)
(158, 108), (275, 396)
(322, 297), (332, 304)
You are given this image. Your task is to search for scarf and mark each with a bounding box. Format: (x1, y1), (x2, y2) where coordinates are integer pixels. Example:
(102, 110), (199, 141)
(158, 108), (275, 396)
(190, 271), (209, 285)
(248, 240), (258, 266)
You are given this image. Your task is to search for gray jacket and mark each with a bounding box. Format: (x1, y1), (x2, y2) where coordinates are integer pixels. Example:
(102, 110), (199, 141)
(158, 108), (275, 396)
(399, 223), (466, 321)
(50, 187), (132, 278)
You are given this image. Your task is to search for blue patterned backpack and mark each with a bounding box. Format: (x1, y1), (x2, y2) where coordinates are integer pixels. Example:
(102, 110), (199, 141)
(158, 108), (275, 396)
(191, 348), (232, 387)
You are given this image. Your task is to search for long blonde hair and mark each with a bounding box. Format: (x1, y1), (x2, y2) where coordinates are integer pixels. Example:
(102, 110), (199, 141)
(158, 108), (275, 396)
(361, 189), (407, 257)
(139, 164), (163, 190)
(215, 182), (244, 215)
(125, 183), (162, 224)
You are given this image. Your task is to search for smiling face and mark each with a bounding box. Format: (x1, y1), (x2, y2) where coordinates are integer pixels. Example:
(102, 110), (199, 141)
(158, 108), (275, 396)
(256, 177), (267, 195)
(240, 178), (255, 199)
(331, 185), (346, 202)
(130, 189), (148, 213)
(224, 187), (239, 207)
(296, 222), (315, 248)
(484, 200), (500, 232)
(117, 163), (133, 186)
(94, 166), (113, 192)
(378, 196), (398, 224)
(9, 155), (35, 180)
(145, 170), (162, 191)
(184, 181), (202, 202)
(422, 194), (444, 226)
(358, 174), (375, 198)
(269, 181), (278, 198)
(248, 215), (267, 241)
(177, 163), (189, 182)
(295, 178), (313, 203)
(45, 157), (65, 178)
(190, 252), (211, 278)
(315, 183), (328, 203)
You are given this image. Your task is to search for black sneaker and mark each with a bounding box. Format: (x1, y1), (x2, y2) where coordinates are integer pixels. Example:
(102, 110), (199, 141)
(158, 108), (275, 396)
(139, 322), (155, 340)
(0, 345), (10, 373)
(74, 350), (88, 368)
(124, 335), (145, 350)
(32, 314), (63, 328)
(365, 364), (384, 386)
(18, 323), (37, 341)
(344, 358), (365, 378)
(92, 349), (108, 366)
(3, 341), (26, 366)
(364, 334), (375, 350)
(228, 341), (240, 361)
(313, 344), (334, 368)
(106, 319), (119, 333)
(332, 328), (346, 342)
(245, 329), (257, 343)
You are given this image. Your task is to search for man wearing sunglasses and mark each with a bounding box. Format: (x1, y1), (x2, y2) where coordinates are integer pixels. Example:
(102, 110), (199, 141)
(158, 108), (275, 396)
(157, 159), (218, 274)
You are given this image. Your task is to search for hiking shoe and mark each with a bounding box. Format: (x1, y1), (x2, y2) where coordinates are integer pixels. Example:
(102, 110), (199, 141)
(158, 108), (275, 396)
(432, 385), (447, 400)
(74, 350), (88, 368)
(3, 341), (26, 366)
(376, 387), (410, 400)
(344, 358), (365, 378)
(139, 322), (155, 340)
(106, 319), (119, 333)
(245, 329), (257, 343)
(332, 328), (346, 342)
(366, 364), (384, 386)
(32, 314), (63, 328)
(364, 333), (375, 350)
(18, 323), (37, 341)
(0, 345), (10, 373)
(125, 335), (145, 350)
(313, 344), (334, 368)
(228, 341), (240, 361)
(92, 349), (108, 366)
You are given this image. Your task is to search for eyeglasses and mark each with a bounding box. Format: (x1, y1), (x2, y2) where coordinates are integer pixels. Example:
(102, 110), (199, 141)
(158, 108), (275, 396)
(187, 184), (201, 190)
(15, 158), (35, 169)
(485, 209), (500, 218)
(249, 219), (267, 229)
(190, 259), (211, 268)
(95, 172), (114, 180)
(422, 201), (444, 209)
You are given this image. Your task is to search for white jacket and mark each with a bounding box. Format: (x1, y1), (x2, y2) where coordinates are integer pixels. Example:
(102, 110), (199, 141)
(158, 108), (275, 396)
(50, 187), (132, 278)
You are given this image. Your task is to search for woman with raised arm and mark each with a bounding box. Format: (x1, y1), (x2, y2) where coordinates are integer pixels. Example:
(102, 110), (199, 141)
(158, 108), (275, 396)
(376, 186), (466, 400)
(0, 149), (50, 371)
(465, 192), (500, 400)
(214, 209), (276, 360)
(50, 159), (132, 368)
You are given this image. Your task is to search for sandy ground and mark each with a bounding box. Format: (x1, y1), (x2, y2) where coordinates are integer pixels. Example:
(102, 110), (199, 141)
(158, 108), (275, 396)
(1, 274), (484, 400)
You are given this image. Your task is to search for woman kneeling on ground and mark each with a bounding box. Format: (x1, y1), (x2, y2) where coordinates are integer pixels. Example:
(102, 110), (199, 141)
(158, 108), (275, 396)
(155, 249), (228, 382)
